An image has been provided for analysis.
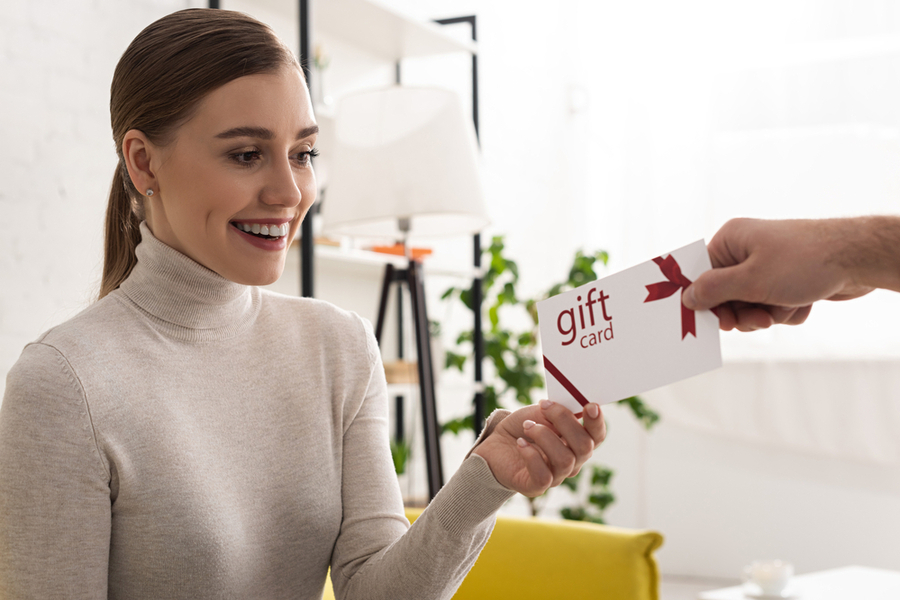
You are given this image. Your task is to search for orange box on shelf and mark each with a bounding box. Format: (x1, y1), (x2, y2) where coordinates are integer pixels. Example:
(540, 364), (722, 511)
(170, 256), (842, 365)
(368, 243), (432, 261)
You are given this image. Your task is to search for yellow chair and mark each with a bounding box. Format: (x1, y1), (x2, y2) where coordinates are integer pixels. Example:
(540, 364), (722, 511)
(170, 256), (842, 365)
(324, 508), (663, 599)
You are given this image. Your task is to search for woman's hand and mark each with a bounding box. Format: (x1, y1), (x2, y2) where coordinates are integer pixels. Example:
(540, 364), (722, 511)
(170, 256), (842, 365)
(471, 400), (606, 497)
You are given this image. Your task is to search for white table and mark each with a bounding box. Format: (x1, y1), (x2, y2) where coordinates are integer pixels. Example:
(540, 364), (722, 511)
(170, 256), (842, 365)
(698, 566), (900, 600)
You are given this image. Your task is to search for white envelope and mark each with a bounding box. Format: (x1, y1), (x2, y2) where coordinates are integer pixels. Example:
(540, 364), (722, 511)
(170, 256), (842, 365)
(537, 240), (722, 414)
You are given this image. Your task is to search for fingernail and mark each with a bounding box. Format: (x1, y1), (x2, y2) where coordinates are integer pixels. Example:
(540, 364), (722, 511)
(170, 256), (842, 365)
(516, 437), (528, 448)
(586, 403), (600, 419)
(523, 419), (536, 430)
(540, 399), (554, 410)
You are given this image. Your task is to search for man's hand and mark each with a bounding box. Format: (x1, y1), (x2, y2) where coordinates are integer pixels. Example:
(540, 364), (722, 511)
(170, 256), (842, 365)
(681, 217), (900, 331)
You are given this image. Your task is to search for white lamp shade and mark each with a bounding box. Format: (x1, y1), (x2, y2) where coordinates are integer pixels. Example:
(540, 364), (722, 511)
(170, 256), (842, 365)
(320, 86), (489, 238)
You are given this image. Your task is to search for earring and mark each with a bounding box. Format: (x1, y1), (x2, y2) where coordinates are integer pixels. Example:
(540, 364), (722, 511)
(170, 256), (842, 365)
(146, 189), (154, 197)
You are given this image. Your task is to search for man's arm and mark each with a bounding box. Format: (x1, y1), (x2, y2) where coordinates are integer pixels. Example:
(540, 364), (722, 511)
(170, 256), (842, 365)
(682, 216), (900, 331)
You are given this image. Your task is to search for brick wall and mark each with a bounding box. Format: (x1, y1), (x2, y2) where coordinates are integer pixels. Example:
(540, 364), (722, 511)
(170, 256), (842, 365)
(0, 1), (194, 396)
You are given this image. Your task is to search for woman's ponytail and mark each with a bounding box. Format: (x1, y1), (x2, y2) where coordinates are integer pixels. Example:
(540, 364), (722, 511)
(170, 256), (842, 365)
(99, 164), (142, 299)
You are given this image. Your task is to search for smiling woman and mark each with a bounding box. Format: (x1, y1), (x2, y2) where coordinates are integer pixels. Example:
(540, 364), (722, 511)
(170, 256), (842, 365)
(0, 8), (606, 600)
(122, 67), (318, 286)
(99, 8), (303, 299)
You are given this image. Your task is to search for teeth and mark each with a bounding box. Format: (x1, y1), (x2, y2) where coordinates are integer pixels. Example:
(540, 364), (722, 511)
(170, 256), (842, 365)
(235, 222), (289, 238)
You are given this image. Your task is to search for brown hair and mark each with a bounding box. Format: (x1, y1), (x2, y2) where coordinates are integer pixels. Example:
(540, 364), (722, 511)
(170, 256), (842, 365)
(100, 8), (300, 299)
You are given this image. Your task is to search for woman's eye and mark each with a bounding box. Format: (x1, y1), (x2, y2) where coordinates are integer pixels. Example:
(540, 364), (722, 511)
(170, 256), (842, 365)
(294, 147), (320, 166)
(231, 150), (261, 165)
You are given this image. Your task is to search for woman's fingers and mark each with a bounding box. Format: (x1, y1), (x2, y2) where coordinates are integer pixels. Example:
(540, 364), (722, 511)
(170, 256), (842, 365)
(478, 400), (610, 496)
(541, 400), (606, 449)
(515, 437), (553, 495)
(522, 400), (606, 485)
(521, 419), (574, 485)
(582, 402), (607, 446)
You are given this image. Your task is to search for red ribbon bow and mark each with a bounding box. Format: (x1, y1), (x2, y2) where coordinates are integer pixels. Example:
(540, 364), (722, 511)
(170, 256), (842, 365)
(644, 254), (697, 339)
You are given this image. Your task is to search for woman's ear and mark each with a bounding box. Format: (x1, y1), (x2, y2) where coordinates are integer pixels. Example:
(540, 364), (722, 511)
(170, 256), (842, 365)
(122, 129), (158, 197)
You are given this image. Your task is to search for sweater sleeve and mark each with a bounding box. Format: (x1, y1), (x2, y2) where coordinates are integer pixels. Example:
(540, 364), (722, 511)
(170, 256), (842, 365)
(0, 343), (111, 599)
(329, 321), (515, 600)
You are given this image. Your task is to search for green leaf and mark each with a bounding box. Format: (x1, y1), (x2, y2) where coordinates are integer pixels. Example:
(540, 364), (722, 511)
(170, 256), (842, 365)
(441, 415), (474, 435)
(588, 492), (615, 511)
(482, 386), (502, 413)
(459, 288), (473, 311)
(546, 283), (565, 298)
(506, 259), (520, 282)
(390, 439), (410, 474)
(445, 351), (467, 372)
(490, 252), (506, 277)
(456, 330), (474, 345)
(617, 396), (661, 430)
(488, 305), (500, 330)
(498, 281), (517, 306)
(517, 331), (535, 347)
(560, 506), (588, 522)
(525, 299), (539, 325)
(561, 472), (581, 492)
(591, 466), (613, 487)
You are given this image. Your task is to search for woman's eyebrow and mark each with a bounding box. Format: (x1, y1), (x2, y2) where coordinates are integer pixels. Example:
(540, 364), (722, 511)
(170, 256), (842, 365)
(297, 125), (319, 139)
(215, 125), (319, 140)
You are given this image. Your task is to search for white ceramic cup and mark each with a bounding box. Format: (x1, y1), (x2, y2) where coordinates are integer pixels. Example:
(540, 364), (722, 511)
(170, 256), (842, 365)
(743, 559), (793, 595)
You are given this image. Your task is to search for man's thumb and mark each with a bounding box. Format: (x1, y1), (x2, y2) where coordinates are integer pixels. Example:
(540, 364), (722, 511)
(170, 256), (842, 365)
(683, 264), (751, 311)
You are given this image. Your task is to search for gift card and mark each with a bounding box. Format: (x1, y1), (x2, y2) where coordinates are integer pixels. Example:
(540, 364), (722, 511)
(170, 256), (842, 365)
(537, 240), (722, 414)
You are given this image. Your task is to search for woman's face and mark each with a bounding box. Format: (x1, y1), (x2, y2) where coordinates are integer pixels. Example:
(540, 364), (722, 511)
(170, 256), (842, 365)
(145, 65), (317, 286)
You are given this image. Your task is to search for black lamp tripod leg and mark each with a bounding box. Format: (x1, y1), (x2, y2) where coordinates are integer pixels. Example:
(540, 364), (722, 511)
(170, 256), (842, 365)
(374, 264), (395, 345)
(407, 261), (444, 500)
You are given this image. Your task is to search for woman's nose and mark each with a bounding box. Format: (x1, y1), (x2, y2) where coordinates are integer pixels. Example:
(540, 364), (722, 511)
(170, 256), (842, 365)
(261, 157), (303, 207)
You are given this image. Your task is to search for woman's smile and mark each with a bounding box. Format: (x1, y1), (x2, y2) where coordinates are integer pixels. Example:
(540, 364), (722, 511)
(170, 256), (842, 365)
(230, 219), (293, 251)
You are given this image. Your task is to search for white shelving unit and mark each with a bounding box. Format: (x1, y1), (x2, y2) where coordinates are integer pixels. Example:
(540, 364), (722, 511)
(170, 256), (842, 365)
(314, 0), (474, 60)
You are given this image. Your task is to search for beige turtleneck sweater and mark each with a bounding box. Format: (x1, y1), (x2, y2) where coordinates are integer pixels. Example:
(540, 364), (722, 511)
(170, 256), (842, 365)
(0, 224), (514, 599)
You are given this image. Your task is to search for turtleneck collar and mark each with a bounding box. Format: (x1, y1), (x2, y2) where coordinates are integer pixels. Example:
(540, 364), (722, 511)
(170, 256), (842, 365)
(117, 222), (260, 342)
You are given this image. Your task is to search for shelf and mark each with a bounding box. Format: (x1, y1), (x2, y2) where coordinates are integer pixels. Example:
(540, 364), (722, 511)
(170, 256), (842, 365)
(314, 0), (475, 60)
(292, 239), (409, 268)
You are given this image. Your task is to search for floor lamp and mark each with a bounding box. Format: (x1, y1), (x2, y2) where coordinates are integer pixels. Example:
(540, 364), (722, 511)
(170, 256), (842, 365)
(320, 86), (488, 500)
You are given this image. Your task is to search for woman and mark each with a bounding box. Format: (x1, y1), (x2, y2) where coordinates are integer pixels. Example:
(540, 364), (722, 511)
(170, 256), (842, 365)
(0, 9), (606, 599)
